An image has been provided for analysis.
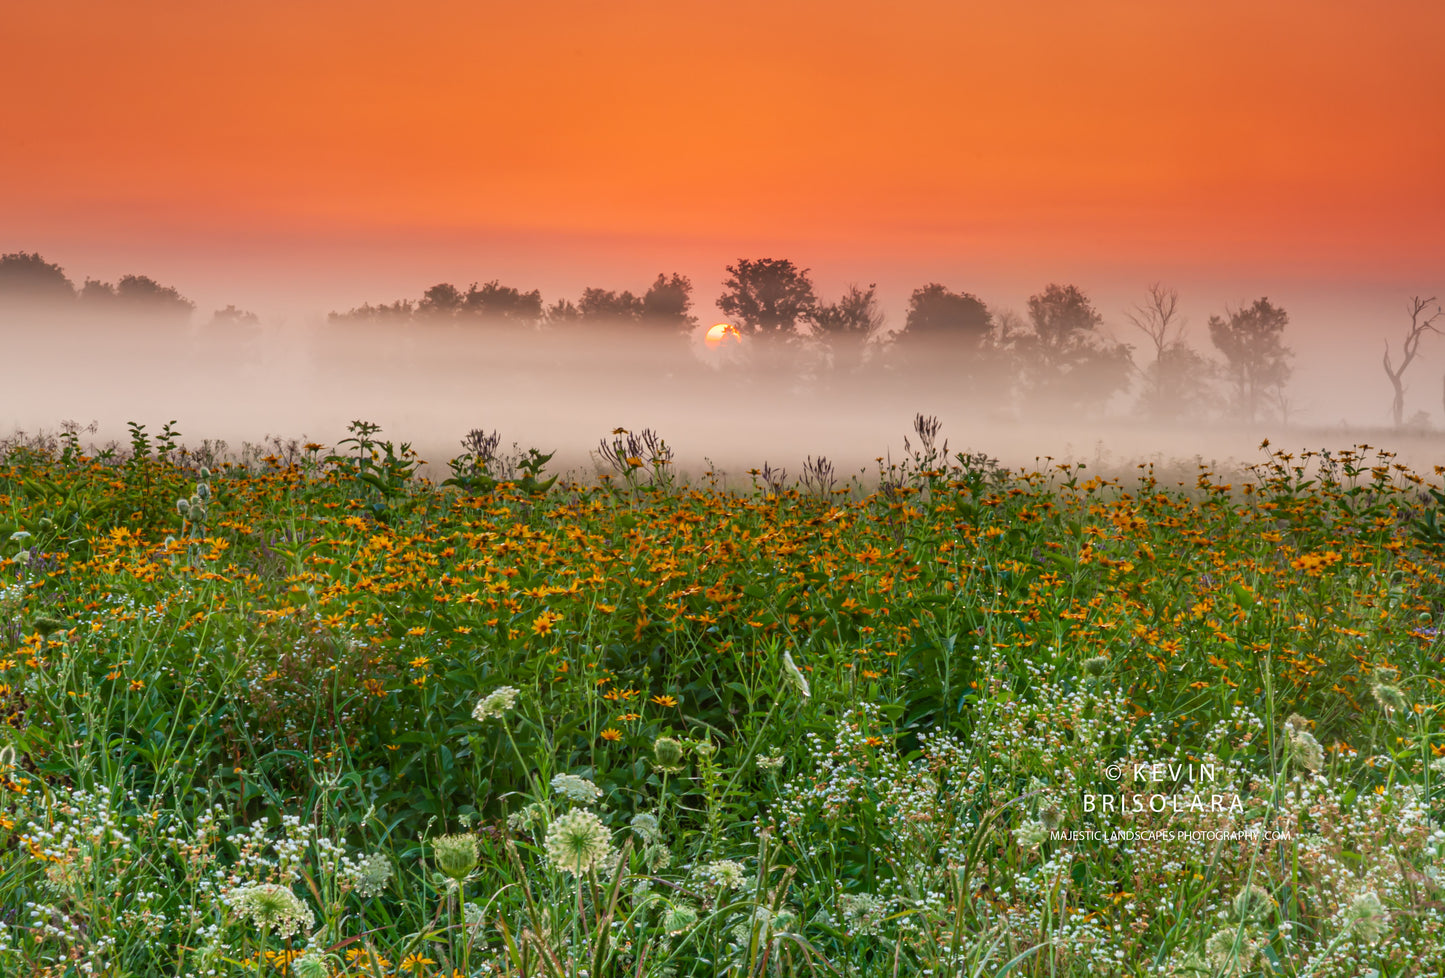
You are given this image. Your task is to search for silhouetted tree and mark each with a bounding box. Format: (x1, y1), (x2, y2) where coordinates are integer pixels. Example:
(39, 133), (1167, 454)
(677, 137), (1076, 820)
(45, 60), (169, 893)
(417, 282), (465, 319)
(461, 280), (543, 325)
(1382, 296), (1442, 428)
(1126, 283), (1214, 420)
(78, 273), (193, 321)
(812, 283), (885, 375)
(1208, 297), (1292, 423)
(640, 273), (698, 332)
(79, 279), (116, 306)
(900, 284), (992, 348)
(210, 305), (260, 327)
(717, 258), (818, 339)
(578, 287), (644, 323)
(545, 298), (581, 325)
(0, 251), (75, 305)
(1014, 284), (1132, 413)
(328, 299), (416, 325)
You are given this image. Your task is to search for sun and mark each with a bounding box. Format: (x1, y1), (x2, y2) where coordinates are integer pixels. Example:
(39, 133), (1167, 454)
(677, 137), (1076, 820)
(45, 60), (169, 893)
(705, 322), (741, 348)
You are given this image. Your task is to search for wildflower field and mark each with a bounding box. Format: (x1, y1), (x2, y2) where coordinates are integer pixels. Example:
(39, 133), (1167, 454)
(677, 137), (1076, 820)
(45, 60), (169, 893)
(3, 418), (1445, 977)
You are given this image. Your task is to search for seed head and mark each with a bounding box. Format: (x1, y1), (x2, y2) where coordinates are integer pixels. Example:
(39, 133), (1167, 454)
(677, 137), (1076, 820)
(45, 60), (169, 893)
(643, 841), (672, 872)
(343, 850), (393, 899)
(1347, 890), (1388, 944)
(291, 953), (330, 978)
(629, 812), (661, 845)
(653, 736), (685, 773)
(1082, 655), (1108, 678)
(1287, 724), (1325, 774)
(1204, 926), (1264, 970)
(662, 902), (698, 934)
(781, 649), (810, 699)
(507, 802), (546, 833)
(432, 833), (479, 882)
(1232, 883), (1275, 923)
(1372, 682), (1409, 716)
(229, 882), (314, 938)
(1012, 818), (1048, 850)
(838, 892), (888, 937)
(544, 808), (612, 877)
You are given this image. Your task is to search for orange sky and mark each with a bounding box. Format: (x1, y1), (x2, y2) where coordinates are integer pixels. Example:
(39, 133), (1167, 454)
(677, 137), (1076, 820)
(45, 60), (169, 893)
(4, 0), (1444, 297)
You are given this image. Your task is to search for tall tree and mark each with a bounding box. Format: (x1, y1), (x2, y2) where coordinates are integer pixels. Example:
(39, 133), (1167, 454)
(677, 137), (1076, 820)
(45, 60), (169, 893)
(1382, 296), (1442, 428)
(417, 282), (465, 319)
(1208, 298), (1292, 424)
(1015, 284), (1132, 413)
(1126, 283), (1213, 420)
(461, 280), (543, 326)
(899, 283), (992, 349)
(812, 283), (886, 374)
(544, 298), (581, 326)
(78, 274), (194, 321)
(328, 299), (415, 325)
(717, 258), (818, 338)
(577, 287), (644, 323)
(0, 251), (75, 305)
(640, 273), (697, 332)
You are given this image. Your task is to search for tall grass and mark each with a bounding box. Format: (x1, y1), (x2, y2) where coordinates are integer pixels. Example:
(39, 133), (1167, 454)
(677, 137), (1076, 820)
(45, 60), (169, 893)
(1, 422), (1443, 976)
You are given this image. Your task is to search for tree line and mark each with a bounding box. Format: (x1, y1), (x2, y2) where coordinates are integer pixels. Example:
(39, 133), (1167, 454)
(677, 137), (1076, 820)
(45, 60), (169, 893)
(0, 251), (197, 321)
(325, 257), (1304, 424)
(4, 250), (1440, 426)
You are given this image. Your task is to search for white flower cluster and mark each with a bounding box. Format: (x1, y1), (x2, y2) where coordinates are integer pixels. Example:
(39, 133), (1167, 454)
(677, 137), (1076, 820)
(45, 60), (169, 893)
(339, 849), (393, 899)
(697, 859), (748, 892)
(227, 882), (314, 939)
(544, 808), (612, 877)
(472, 685), (519, 721)
(550, 772), (602, 803)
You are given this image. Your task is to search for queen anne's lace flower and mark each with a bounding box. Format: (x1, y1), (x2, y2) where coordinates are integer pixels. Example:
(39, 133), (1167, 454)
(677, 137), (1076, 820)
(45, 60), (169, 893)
(472, 686), (520, 721)
(1347, 890), (1389, 944)
(229, 883), (314, 938)
(551, 773), (602, 803)
(699, 859), (747, 891)
(545, 809), (612, 877)
(433, 833), (479, 881)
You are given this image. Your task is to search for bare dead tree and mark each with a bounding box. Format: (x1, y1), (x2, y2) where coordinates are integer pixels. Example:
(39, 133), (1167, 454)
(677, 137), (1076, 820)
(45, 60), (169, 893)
(1383, 296), (1442, 428)
(1126, 283), (1186, 359)
(1126, 282), (1191, 418)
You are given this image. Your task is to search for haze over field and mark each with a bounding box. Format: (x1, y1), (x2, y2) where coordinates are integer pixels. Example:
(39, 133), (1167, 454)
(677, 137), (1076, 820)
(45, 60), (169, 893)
(2, 0), (1443, 474)
(3, 290), (1444, 486)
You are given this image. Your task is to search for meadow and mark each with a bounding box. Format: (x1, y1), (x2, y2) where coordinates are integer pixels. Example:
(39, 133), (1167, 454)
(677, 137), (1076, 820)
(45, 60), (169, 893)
(2, 417), (1444, 977)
